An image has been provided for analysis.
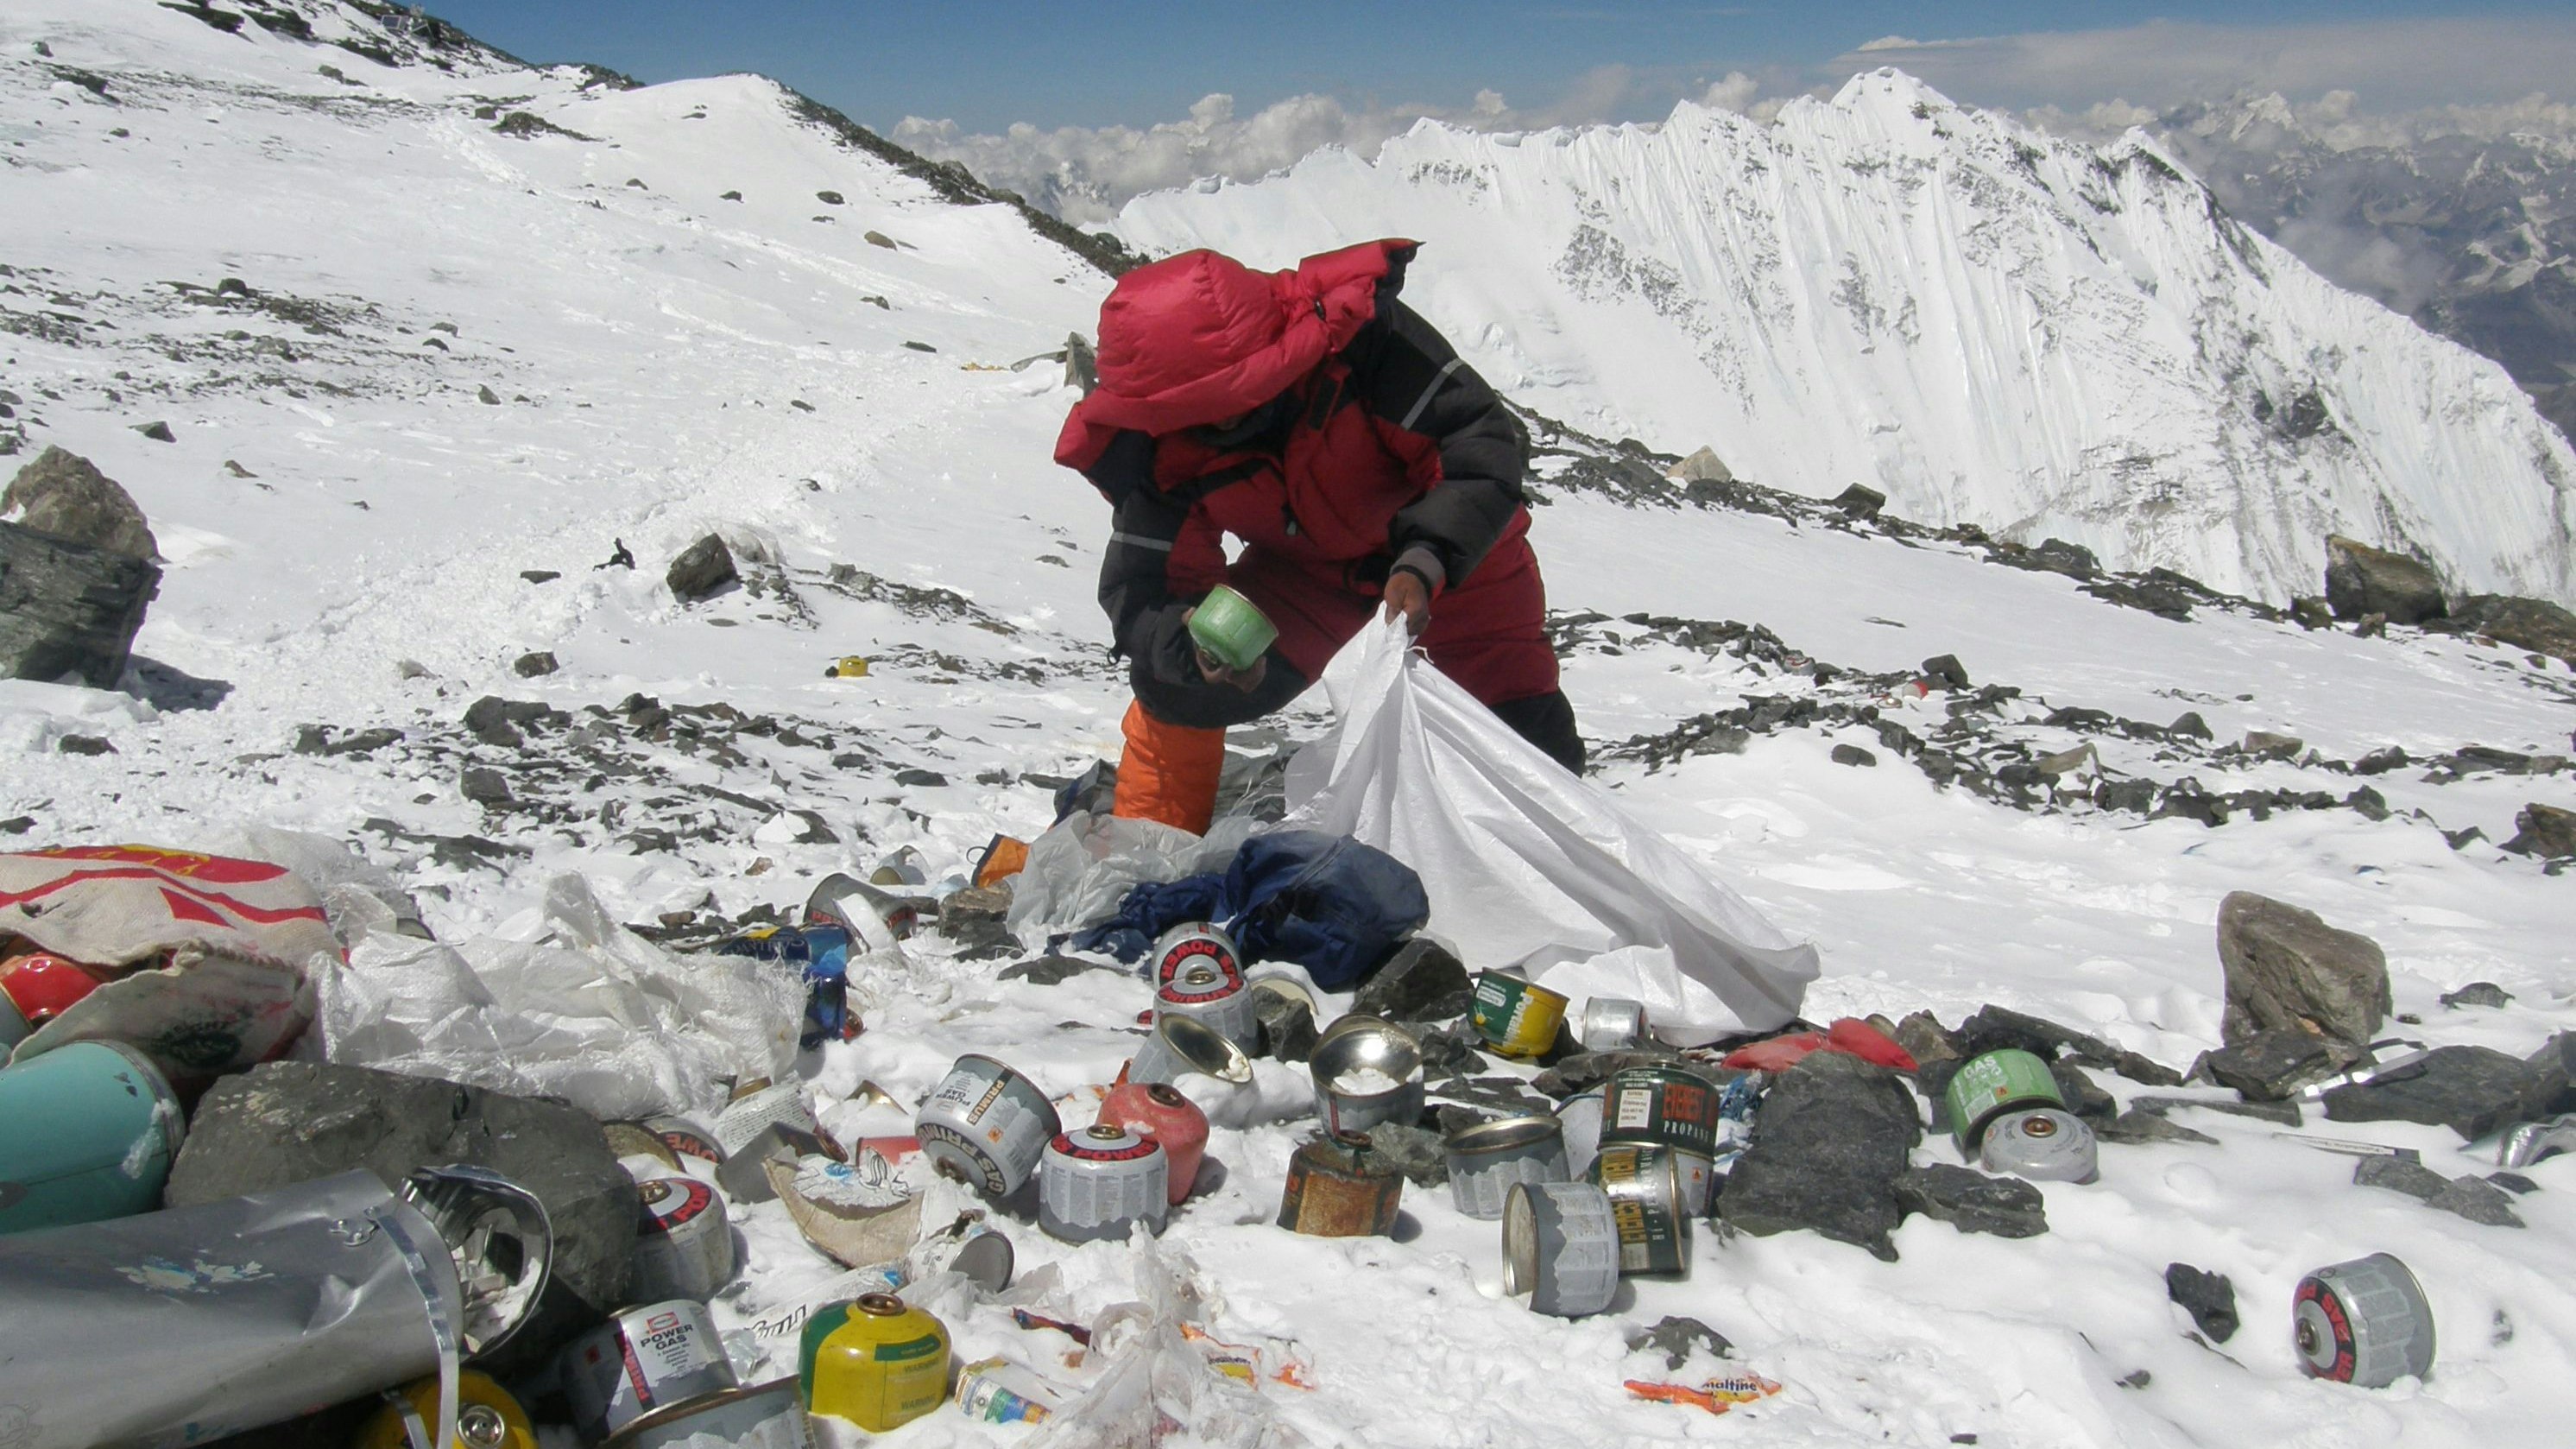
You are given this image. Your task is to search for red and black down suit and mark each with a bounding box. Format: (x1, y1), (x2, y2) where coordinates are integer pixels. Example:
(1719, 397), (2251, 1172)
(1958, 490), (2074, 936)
(1053, 237), (1583, 832)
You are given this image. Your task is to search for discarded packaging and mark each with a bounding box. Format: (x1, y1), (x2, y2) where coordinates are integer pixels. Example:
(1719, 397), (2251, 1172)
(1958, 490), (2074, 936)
(715, 1081), (820, 1159)
(0, 1038), (184, 1235)
(2294, 1253), (2435, 1387)
(1278, 1132), (1403, 1237)
(1600, 1065), (1723, 1211)
(805, 871), (919, 943)
(917, 1052), (1061, 1197)
(1125, 1012), (1253, 1087)
(1187, 584), (1278, 673)
(1625, 1373), (1783, 1416)
(1943, 1048), (2065, 1153)
(908, 1212), (1016, 1294)
(956, 1357), (1069, 1425)
(357, 1370), (536, 1449)
(1979, 1108), (2100, 1184)
(562, 1298), (738, 1443)
(395, 1164), (555, 1359)
(1039, 1123), (1169, 1243)
(1556, 1087), (1607, 1179)
(972, 834), (1031, 889)
(1503, 1180), (1619, 1318)
(1446, 1115), (1572, 1220)
(718, 1120), (832, 1205)
(1152, 922), (1257, 1048)
(771, 1155), (926, 1270)
(1310, 1015), (1426, 1136)
(802, 1292), (952, 1433)
(0, 950), (107, 1042)
(1471, 970), (1569, 1058)
(603, 1378), (812, 1449)
(824, 656), (870, 679)
(646, 1113), (724, 1180)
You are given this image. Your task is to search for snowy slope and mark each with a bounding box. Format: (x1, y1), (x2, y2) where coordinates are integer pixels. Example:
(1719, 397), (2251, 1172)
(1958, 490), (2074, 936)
(1116, 73), (2576, 611)
(5, 6), (2576, 1448)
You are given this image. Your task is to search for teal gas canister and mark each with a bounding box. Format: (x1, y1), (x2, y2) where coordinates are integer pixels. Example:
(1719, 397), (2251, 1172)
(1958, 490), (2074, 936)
(0, 1041), (186, 1235)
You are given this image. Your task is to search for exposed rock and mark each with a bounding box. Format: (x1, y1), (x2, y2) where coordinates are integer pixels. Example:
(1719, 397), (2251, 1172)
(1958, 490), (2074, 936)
(863, 230), (900, 250)
(2503, 803), (2576, 860)
(513, 649), (558, 678)
(463, 694), (523, 747)
(1829, 483), (1885, 518)
(2324, 535), (2446, 625)
(666, 533), (738, 601)
(521, 569), (559, 584)
(2094, 1110), (2217, 1147)
(0, 519), (160, 687)
(1255, 990), (1318, 1062)
(132, 420), (174, 442)
(1627, 1315), (1733, 1368)
(2195, 1028), (2352, 1102)
(893, 768), (947, 787)
(1353, 938), (1474, 1022)
(476, 384), (501, 405)
(2440, 982), (2513, 1010)
(294, 724), (401, 758)
(1409, 1020), (1493, 1078)
(461, 766), (513, 806)
(1830, 743), (1878, 767)
(2290, 597), (2333, 630)
(2353, 745), (2409, 775)
(2049, 1060), (2117, 1123)
(2428, 1175), (2525, 1228)
(2134, 1093), (2301, 1127)
(998, 955), (1115, 986)
(1360, 1121), (1448, 1187)
(2352, 1155), (2449, 1202)
(3, 446), (158, 558)
(2489, 1172), (2541, 1196)
(2164, 1263), (2238, 1343)
(1920, 654), (1971, 689)
(2451, 594), (2576, 662)
(1668, 446), (1734, 484)
(1719, 1051), (1921, 1261)
(1064, 332), (1097, 394)
(1530, 1047), (1691, 1098)
(2215, 891), (2390, 1049)
(57, 734), (114, 756)
(1951, 1004), (2184, 1086)
(2242, 731), (2304, 760)
(2168, 711), (2213, 742)
(167, 1060), (636, 1371)
(815, 189), (844, 205)
(2323, 1045), (2548, 1141)
(1891, 1011), (1963, 1066)
(1893, 1164), (2048, 1238)
(2526, 1033), (2576, 1117)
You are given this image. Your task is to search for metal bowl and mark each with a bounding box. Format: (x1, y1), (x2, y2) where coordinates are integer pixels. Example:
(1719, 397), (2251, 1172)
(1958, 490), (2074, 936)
(1308, 1016), (1425, 1136)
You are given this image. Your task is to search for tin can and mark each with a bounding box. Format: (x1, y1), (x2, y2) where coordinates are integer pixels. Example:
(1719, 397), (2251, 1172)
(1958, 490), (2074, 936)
(955, 1357), (1068, 1425)
(606, 1378), (811, 1449)
(1471, 971), (1569, 1059)
(1154, 953), (1259, 1052)
(1589, 1143), (1692, 1275)
(1979, 1109), (2099, 1184)
(1943, 1049), (2066, 1154)
(1099, 1079), (1210, 1205)
(0, 1169), (467, 1449)
(563, 1299), (737, 1442)
(609, 1122), (683, 1174)
(1277, 1133), (1403, 1237)
(1038, 1123), (1169, 1243)
(1187, 585), (1278, 673)
(801, 1292), (951, 1433)
(633, 1174), (737, 1302)
(806, 871), (919, 942)
(916, 1054), (1061, 1197)
(1126, 1013), (1252, 1086)
(1152, 921), (1243, 989)
(1600, 1065), (1723, 1158)
(1503, 1180), (1621, 1318)
(1309, 1016), (1426, 1137)
(1446, 1116), (1572, 1220)
(2295, 1254), (2436, 1387)
(647, 1114), (724, 1180)
(1578, 997), (1648, 1052)
(1668, 1149), (1718, 1217)
(1556, 1087), (1607, 1179)
(357, 1370), (537, 1449)
(0, 1039), (185, 1235)
(909, 1217), (1015, 1294)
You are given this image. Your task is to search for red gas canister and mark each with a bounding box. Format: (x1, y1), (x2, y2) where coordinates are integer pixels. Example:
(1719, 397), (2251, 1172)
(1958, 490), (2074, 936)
(1097, 1080), (1208, 1206)
(0, 952), (110, 1038)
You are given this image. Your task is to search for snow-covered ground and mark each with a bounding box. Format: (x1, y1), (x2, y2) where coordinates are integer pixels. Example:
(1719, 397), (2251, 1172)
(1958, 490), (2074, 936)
(4, 4), (2575, 1446)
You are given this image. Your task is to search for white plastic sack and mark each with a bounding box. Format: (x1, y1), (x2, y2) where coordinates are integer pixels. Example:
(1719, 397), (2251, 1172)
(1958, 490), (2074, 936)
(302, 873), (802, 1120)
(1005, 808), (1259, 942)
(1284, 620), (1819, 1041)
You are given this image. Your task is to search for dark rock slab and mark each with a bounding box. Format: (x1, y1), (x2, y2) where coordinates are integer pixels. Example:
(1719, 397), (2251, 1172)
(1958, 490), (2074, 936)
(2096, 1110), (2218, 1147)
(1628, 1315), (1733, 1368)
(2440, 982), (2512, 1010)
(2215, 891), (2390, 1049)
(0, 519), (160, 687)
(2194, 1028), (2352, 1102)
(2352, 1155), (2449, 1201)
(1361, 1121), (1448, 1187)
(1831, 743), (1878, 767)
(1353, 938), (1473, 1022)
(1921, 654), (1971, 689)
(2322, 1045), (2548, 1140)
(1254, 990), (1317, 1062)
(2451, 594), (2576, 662)
(1894, 1164), (2048, 1237)
(1952, 1004), (2184, 1086)
(2050, 1060), (2117, 1123)
(1719, 1051), (1921, 1260)
(2132, 1094), (2301, 1127)
(464, 693), (523, 747)
(513, 649), (558, 678)
(666, 533), (737, 601)
(998, 954), (1115, 986)
(2325, 535), (2446, 625)
(1531, 1046), (1691, 1098)
(2164, 1263), (2238, 1342)
(2504, 803), (2576, 860)
(1891, 1011), (1963, 1066)
(461, 766), (513, 806)
(2428, 1175), (2525, 1228)
(2526, 1033), (2576, 1117)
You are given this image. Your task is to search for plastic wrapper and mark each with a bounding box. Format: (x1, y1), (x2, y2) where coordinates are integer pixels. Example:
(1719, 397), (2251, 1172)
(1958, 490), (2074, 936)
(1005, 810), (1259, 942)
(1029, 1236), (1308, 1449)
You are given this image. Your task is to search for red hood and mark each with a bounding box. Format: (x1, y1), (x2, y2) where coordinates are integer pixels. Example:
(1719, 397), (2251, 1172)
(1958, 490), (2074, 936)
(1057, 239), (1415, 471)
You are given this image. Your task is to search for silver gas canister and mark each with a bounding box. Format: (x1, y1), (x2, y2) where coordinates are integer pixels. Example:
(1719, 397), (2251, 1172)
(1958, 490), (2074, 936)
(1153, 958), (1259, 1053)
(1151, 921), (1243, 992)
(2295, 1253), (2437, 1387)
(1979, 1108), (2099, 1184)
(560, 1299), (738, 1442)
(1037, 1123), (1170, 1244)
(0, 1168), (516, 1449)
(1125, 1013), (1253, 1087)
(1445, 1116), (1571, 1221)
(1556, 1087), (1607, 1178)
(916, 1053), (1062, 1198)
(1502, 1180), (1620, 1319)
(603, 1378), (812, 1449)
(632, 1174), (737, 1303)
(1577, 997), (1648, 1052)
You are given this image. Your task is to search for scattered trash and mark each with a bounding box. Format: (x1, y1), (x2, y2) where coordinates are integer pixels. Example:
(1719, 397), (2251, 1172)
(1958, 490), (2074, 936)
(956, 1356), (1070, 1424)
(1944, 1048), (2066, 1155)
(1557, 1086), (1608, 1178)
(1471, 969), (1569, 1059)
(1625, 1372), (1783, 1415)
(773, 1155), (924, 1269)
(356, 1370), (538, 1449)
(823, 655), (869, 679)
(1277, 1132), (1403, 1237)
(631, 1174), (736, 1302)
(0, 1040), (183, 1234)
(1590, 1143), (1693, 1275)
(917, 1054), (1061, 1197)
(605, 1378), (810, 1449)
(801, 1292), (950, 1432)
(1502, 1179), (1619, 1318)
(1310, 1015), (1426, 1136)
(1186, 584), (1278, 673)
(972, 833), (1031, 889)
(1153, 923), (1259, 1049)
(1099, 1079), (1210, 1204)
(1040, 1123), (1169, 1243)
(1979, 1109), (2100, 1184)
(1577, 996), (1647, 1052)
(1600, 1065), (1724, 1214)
(1446, 1115), (1572, 1220)
(2497, 1114), (2576, 1168)
(2294, 1253), (2435, 1386)
(1721, 1016), (1917, 1073)
(563, 1299), (736, 1442)
(1124, 1012), (1253, 1087)
(908, 1212), (1015, 1293)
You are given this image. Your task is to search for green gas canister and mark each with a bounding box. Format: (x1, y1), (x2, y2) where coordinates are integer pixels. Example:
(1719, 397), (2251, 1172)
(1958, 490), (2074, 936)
(1187, 585), (1277, 674)
(0, 1041), (186, 1235)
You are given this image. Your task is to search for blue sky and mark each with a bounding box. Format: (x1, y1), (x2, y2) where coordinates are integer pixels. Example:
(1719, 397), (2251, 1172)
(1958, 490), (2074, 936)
(428, 2), (2576, 134)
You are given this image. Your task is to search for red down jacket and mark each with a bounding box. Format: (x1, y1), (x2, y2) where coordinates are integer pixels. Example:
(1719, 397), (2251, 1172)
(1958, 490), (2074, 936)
(1054, 239), (1557, 718)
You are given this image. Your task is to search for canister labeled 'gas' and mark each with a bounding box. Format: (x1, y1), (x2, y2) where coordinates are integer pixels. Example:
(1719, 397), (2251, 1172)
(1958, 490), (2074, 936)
(1099, 1080), (1210, 1205)
(801, 1292), (951, 1433)
(1943, 1049), (2065, 1154)
(0, 1040), (185, 1235)
(2295, 1253), (2436, 1387)
(1471, 971), (1569, 1059)
(562, 1300), (736, 1443)
(916, 1054), (1061, 1197)
(1038, 1123), (1169, 1243)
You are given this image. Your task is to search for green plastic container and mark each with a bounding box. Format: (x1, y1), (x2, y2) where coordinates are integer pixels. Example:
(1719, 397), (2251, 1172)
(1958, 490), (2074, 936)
(1188, 585), (1277, 673)
(1942, 1048), (2065, 1154)
(0, 1041), (185, 1235)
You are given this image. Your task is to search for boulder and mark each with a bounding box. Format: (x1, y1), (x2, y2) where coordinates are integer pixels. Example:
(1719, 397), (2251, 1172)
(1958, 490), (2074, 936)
(1829, 483), (1885, 518)
(0, 520), (160, 687)
(2503, 803), (2576, 860)
(513, 650), (558, 678)
(2322, 1045), (2548, 1140)
(167, 1060), (636, 1370)
(2323, 535), (2445, 625)
(1920, 654), (1972, 690)
(2440, 982), (2512, 1010)
(2194, 1027), (2353, 1101)
(1668, 446), (1734, 484)
(666, 533), (737, 601)
(2450, 594), (2576, 662)
(3, 446), (158, 559)
(2428, 1174), (2524, 1228)
(1718, 1051), (1920, 1261)
(1353, 938), (1473, 1022)
(2164, 1263), (2238, 1342)
(1893, 1164), (2048, 1238)
(2214, 892), (2389, 1049)
(1359, 1121), (1448, 1187)
(1254, 990), (1318, 1061)
(1951, 1004), (2184, 1086)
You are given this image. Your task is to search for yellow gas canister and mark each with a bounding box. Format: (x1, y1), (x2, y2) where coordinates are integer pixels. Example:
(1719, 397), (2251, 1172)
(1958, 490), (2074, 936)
(354, 1370), (537, 1449)
(799, 1292), (950, 1432)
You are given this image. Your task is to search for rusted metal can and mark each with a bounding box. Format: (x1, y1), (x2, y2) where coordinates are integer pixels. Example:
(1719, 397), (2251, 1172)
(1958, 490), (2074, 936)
(1099, 1079), (1210, 1204)
(1556, 1087), (1607, 1178)
(1154, 958), (1259, 1052)
(1600, 1065), (1723, 1158)
(1471, 970), (1569, 1058)
(1151, 921), (1242, 990)
(2294, 1253), (2436, 1388)
(1309, 1016), (1426, 1136)
(1589, 1143), (1692, 1275)
(1277, 1133), (1403, 1237)
(1445, 1116), (1571, 1220)
(1038, 1123), (1169, 1243)
(1503, 1180), (1621, 1319)
(632, 1174), (736, 1303)
(1126, 1013), (1252, 1086)
(561, 1299), (738, 1443)
(1577, 997), (1648, 1052)
(916, 1054), (1061, 1197)
(604, 1378), (811, 1449)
